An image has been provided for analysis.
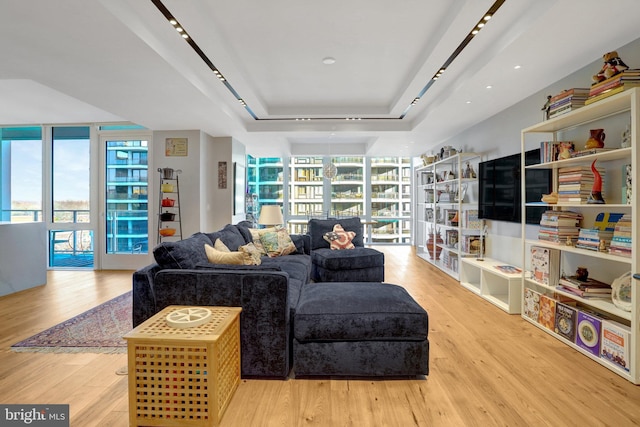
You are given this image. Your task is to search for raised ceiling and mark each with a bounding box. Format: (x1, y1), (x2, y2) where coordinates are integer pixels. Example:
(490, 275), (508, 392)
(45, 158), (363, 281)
(1, 0), (640, 157)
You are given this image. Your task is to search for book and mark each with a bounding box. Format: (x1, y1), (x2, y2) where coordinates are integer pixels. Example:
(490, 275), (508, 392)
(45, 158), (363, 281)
(554, 302), (577, 342)
(558, 275), (611, 290)
(530, 246), (560, 287)
(550, 88), (590, 103)
(523, 288), (541, 322)
(557, 286), (612, 299)
(494, 265), (522, 274)
(576, 310), (604, 356)
(538, 294), (556, 331)
(601, 320), (631, 372)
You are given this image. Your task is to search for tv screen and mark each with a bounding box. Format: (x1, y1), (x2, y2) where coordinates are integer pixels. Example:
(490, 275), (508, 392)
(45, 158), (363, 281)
(478, 149), (551, 224)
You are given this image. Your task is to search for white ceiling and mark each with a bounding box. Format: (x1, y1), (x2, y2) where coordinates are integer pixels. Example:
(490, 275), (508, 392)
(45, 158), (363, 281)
(2, 0), (640, 157)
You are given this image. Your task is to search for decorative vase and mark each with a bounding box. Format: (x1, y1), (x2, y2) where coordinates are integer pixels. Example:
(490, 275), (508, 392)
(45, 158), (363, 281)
(585, 129), (606, 149)
(587, 159), (605, 204)
(426, 230), (444, 260)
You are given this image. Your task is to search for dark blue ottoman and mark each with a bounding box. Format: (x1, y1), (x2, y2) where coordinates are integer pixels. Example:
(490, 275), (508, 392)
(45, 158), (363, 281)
(311, 248), (384, 282)
(293, 282), (429, 377)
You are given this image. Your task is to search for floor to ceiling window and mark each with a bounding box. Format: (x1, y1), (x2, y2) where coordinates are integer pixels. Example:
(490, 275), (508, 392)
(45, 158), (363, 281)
(104, 138), (149, 255)
(50, 126), (93, 268)
(0, 127), (42, 223)
(248, 155), (412, 243)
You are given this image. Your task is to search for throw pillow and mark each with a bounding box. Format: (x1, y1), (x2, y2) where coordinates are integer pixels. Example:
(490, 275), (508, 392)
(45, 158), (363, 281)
(239, 242), (262, 265)
(260, 226), (297, 257)
(248, 227), (276, 256)
(204, 243), (253, 265)
(323, 223), (356, 250)
(214, 238), (231, 252)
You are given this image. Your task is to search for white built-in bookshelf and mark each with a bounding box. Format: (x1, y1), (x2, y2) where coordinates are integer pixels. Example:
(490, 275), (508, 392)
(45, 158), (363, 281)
(520, 87), (638, 384)
(414, 153), (481, 279)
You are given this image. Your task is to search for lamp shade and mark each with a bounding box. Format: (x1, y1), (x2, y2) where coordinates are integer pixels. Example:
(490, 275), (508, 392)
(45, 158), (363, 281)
(258, 205), (284, 226)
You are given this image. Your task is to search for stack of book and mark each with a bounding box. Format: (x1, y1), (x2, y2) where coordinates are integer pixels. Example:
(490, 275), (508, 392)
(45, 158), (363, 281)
(575, 228), (614, 251)
(586, 69), (640, 105)
(557, 275), (612, 300)
(538, 210), (582, 244)
(609, 214), (632, 257)
(548, 88), (590, 118)
(557, 165), (605, 204)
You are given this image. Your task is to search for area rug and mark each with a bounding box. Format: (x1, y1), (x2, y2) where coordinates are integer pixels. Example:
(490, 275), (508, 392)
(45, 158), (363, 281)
(11, 291), (132, 354)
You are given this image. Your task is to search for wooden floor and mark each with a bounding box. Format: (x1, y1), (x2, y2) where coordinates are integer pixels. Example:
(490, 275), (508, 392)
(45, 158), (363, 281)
(1, 246), (640, 426)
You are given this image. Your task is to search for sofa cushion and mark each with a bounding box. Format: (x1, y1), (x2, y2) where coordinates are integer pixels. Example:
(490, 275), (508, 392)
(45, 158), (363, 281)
(235, 221), (255, 243)
(308, 217), (364, 250)
(153, 232), (212, 269)
(261, 254), (312, 282)
(214, 238), (231, 251)
(206, 224), (246, 251)
(261, 227), (297, 257)
(312, 247), (384, 270)
(294, 282), (428, 342)
(323, 224), (356, 250)
(195, 263), (281, 272)
(247, 227), (276, 255)
(239, 242), (262, 265)
(204, 243), (254, 265)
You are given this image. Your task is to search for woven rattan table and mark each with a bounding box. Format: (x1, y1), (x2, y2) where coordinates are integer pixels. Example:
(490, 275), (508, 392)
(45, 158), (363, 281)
(124, 306), (242, 426)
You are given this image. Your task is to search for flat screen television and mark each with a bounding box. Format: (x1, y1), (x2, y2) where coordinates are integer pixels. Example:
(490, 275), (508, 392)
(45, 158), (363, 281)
(478, 149), (551, 224)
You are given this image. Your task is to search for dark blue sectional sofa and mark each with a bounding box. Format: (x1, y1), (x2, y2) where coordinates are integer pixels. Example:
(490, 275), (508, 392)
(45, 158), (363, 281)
(132, 218), (429, 379)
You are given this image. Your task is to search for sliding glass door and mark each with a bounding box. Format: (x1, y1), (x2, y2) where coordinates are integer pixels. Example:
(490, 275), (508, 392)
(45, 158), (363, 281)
(99, 132), (152, 269)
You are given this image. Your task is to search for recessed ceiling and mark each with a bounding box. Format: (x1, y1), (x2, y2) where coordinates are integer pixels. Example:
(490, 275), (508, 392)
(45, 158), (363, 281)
(1, 0), (640, 157)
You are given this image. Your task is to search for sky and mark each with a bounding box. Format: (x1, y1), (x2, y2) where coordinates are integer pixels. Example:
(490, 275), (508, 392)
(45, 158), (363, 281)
(11, 139), (90, 203)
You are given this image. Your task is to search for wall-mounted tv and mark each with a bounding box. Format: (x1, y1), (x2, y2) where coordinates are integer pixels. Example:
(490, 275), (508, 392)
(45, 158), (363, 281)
(478, 149), (551, 224)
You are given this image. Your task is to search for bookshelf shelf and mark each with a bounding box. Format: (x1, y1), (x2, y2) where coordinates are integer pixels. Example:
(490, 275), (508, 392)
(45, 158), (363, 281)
(521, 87), (639, 384)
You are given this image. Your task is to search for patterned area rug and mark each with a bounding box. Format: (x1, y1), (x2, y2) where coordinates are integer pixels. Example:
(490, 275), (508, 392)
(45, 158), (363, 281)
(11, 291), (132, 354)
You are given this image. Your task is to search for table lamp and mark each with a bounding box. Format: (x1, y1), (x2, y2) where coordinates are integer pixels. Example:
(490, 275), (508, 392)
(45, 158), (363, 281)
(258, 205), (284, 227)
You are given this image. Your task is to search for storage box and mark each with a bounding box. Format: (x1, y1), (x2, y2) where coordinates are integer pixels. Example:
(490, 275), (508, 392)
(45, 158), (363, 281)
(124, 306), (242, 426)
(601, 320), (631, 372)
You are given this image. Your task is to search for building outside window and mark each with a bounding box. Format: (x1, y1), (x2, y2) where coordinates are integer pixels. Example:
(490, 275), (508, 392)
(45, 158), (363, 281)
(247, 154), (412, 243)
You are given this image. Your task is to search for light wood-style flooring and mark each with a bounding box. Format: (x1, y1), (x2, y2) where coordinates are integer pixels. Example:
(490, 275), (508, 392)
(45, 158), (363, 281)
(1, 246), (640, 426)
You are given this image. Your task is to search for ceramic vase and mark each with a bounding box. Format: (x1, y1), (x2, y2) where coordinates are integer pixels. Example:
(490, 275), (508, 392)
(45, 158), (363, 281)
(585, 129), (606, 149)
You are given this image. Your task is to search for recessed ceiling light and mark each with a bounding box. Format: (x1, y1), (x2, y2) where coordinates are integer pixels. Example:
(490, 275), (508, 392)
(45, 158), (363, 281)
(486, 85), (493, 89)
(322, 57), (336, 65)
(466, 101), (472, 104)
(514, 65), (521, 69)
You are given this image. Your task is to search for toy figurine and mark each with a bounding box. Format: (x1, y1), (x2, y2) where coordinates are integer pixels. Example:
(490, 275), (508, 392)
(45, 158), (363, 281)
(593, 51), (629, 84)
(541, 95), (552, 120)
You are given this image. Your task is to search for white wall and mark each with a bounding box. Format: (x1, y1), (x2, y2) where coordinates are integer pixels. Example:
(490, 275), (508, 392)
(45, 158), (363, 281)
(152, 130), (202, 238)
(431, 37), (640, 262)
(153, 132), (247, 236)
(0, 222), (46, 296)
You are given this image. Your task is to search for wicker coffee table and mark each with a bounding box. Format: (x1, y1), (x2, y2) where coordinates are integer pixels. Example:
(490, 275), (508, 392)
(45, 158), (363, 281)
(124, 305), (242, 426)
